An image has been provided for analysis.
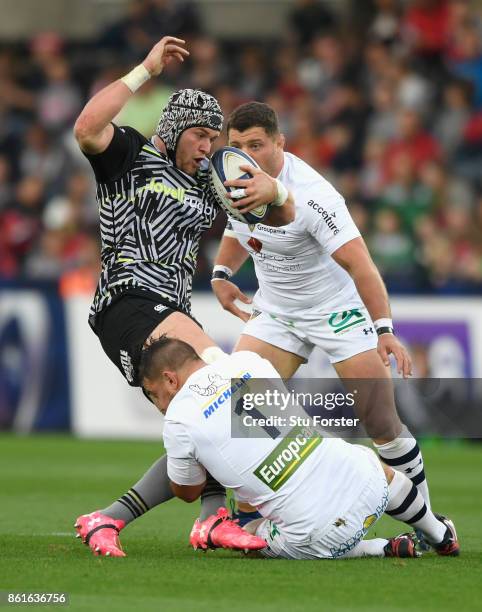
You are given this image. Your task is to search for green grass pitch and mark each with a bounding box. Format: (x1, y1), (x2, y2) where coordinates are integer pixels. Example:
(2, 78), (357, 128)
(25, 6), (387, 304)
(0, 435), (480, 612)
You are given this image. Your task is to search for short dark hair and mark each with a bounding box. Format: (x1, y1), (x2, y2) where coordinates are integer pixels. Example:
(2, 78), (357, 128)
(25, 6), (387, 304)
(226, 102), (279, 137)
(138, 335), (200, 383)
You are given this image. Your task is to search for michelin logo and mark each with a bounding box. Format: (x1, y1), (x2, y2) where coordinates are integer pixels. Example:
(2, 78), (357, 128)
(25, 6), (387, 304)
(203, 372), (252, 419)
(190, 373), (229, 397)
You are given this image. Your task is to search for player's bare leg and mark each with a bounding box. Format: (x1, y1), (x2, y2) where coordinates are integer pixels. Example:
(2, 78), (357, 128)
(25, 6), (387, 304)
(334, 349), (403, 444)
(147, 311), (222, 360)
(234, 334), (303, 378)
(333, 348), (431, 512)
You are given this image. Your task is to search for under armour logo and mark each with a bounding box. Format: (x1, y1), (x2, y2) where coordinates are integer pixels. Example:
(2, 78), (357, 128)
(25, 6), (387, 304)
(363, 327), (374, 335)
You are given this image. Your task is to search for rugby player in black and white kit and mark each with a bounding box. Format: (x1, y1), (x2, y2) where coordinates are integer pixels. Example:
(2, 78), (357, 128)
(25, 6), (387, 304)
(73, 38), (294, 556)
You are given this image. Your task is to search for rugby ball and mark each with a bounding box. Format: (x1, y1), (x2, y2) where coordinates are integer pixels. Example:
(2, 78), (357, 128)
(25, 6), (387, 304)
(208, 146), (269, 224)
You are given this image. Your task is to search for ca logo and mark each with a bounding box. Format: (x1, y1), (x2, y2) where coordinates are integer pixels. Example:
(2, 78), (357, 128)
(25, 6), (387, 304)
(328, 309), (366, 334)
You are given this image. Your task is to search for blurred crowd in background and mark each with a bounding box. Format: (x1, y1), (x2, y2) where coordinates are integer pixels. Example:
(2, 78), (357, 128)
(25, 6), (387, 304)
(0, 0), (481, 295)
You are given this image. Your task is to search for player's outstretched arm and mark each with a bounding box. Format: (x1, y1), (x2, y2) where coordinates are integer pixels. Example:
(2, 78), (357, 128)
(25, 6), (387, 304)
(73, 36), (189, 154)
(332, 237), (412, 378)
(211, 235), (252, 322)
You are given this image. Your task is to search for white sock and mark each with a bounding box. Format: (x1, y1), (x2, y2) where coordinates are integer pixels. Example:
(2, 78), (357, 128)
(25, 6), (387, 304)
(374, 426), (431, 508)
(342, 538), (388, 558)
(386, 470), (445, 544)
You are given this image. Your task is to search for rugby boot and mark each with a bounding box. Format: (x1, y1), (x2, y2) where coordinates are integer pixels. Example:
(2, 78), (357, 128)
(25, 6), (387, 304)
(384, 533), (421, 558)
(431, 514), (460, 556)
(189, 507), (266, 552)
(74, 511), (126, 557)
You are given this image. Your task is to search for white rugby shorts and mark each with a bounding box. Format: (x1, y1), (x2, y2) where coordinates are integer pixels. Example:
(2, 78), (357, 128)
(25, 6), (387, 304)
(242, 306), (378, 364)
(256, 446), (389, 560)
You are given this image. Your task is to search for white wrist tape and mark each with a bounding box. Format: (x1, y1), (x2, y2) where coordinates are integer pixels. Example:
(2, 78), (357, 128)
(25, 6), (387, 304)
(213, 265), (233, 277)
(121, 64), (151, 93)
(271, 179), (289, 207)
(374, 318), (393, 330)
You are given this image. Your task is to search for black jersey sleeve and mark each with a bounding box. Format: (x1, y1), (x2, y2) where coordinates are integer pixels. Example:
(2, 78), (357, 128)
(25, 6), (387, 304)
(83, 124), (148, 183)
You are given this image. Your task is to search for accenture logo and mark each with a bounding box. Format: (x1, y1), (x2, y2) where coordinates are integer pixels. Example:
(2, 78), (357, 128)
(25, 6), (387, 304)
(307, 200), (339, 235)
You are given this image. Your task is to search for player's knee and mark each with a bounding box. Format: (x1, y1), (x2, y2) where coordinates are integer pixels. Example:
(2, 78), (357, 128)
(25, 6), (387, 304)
(183, 494), (200, 503)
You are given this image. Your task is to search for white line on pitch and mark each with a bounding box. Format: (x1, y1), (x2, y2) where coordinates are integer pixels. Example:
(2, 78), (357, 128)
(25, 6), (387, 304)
(3, 532), (74, 536)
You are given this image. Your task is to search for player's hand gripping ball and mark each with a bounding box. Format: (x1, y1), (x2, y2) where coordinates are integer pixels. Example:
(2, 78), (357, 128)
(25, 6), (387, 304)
(209, 147), (269, 224)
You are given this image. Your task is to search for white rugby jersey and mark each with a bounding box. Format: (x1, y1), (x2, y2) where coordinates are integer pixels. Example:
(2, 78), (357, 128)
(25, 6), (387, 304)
(163, 351), (373, 542)
(225, 152), (363, 317)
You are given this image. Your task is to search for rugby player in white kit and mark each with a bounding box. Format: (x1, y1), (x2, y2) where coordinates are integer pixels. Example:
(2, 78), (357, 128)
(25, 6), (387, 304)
(139, 337), (459, 559)
(212, 102), (434, 531)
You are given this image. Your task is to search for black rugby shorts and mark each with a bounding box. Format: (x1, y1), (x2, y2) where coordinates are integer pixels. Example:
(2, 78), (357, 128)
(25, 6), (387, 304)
(90, 288), (201, 386)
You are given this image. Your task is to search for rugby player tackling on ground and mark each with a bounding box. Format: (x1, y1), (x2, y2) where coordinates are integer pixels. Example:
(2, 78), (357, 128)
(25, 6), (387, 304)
(141, 337), (459, 560)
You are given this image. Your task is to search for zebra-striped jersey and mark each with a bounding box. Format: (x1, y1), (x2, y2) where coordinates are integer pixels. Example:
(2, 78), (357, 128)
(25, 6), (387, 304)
(85, 124), (219, 327)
